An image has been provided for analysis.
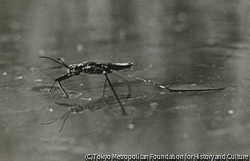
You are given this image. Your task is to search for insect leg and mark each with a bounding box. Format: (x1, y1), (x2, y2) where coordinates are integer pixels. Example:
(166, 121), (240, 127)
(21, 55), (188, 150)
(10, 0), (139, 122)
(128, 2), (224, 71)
(50, 73), (76, 98)
(111, 70), (131, 101)
(102, 78), (107, 105)
(103, 72), (126, 115)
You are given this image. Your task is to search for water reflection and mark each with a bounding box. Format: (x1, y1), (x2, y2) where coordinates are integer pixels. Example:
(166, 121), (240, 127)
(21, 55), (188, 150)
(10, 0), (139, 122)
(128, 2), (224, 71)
(1, 0), (250, 160)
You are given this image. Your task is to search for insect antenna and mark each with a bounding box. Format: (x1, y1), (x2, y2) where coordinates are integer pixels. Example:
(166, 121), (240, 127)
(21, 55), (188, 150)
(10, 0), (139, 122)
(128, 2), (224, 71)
(57, 58), (69, 68)
(39, 56), (69, 69)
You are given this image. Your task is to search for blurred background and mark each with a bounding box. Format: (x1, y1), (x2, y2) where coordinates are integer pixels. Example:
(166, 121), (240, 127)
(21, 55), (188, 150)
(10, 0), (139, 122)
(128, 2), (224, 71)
(1, 0), (250, 160)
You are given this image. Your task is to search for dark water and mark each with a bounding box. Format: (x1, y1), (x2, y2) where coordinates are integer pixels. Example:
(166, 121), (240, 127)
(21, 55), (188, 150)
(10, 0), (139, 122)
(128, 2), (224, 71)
(1, 0), (250, 160)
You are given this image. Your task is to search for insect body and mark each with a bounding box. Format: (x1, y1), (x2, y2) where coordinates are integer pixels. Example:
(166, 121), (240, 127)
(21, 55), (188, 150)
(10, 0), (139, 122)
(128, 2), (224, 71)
(39, 56), (133, 115)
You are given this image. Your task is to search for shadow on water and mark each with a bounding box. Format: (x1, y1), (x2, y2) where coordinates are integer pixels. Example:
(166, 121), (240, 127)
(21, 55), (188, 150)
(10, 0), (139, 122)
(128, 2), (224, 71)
(1, 0), (250, 160)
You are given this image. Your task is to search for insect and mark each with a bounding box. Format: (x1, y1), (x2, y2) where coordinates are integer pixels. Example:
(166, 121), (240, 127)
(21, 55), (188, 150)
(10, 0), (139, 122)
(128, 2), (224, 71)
(39, 56), (133, 115)
(39, 56), (225, 132)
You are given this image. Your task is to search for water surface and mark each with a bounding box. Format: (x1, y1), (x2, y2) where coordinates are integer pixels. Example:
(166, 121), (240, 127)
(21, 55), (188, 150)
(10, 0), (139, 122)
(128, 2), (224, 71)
(1, 0), (250, 160)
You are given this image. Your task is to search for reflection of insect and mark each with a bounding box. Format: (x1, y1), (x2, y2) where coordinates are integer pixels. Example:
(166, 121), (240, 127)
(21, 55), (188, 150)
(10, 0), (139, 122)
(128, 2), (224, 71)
(39, 56), (133, 115)
(41, 104), (86, 132)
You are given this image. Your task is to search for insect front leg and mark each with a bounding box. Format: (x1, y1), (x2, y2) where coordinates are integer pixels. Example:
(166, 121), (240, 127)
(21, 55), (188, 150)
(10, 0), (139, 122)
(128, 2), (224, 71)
(50, 73), (76, 98)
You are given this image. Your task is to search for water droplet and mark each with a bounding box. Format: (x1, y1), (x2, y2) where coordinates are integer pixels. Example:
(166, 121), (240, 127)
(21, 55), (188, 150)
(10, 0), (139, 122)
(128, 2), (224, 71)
(30, 67), (35, 71)
(3, 72), (7, 76)
(15, 76), (23, 80)
(228, 110), (234, 114)
(80, 97), (92, 101)
(128, 124), (134, 129)
(214, 110), (220, 114)
(159, 85), (165, 89)
(77, 44), (84, 52)
(34, 79), (42, 82)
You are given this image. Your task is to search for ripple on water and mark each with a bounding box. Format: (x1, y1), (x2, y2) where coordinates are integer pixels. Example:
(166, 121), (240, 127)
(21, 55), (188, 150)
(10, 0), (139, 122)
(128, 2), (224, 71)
(105, 105), (141, 119)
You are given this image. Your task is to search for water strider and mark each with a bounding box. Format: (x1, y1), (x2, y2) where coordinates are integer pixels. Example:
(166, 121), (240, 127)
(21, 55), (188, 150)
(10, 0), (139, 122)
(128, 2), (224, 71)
(39, 56), (224, 132)
(39, 56), (133, 115)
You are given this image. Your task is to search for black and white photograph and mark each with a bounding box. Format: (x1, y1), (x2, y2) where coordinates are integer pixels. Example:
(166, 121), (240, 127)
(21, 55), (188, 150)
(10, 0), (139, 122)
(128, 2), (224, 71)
(0, 0), (250, 160)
